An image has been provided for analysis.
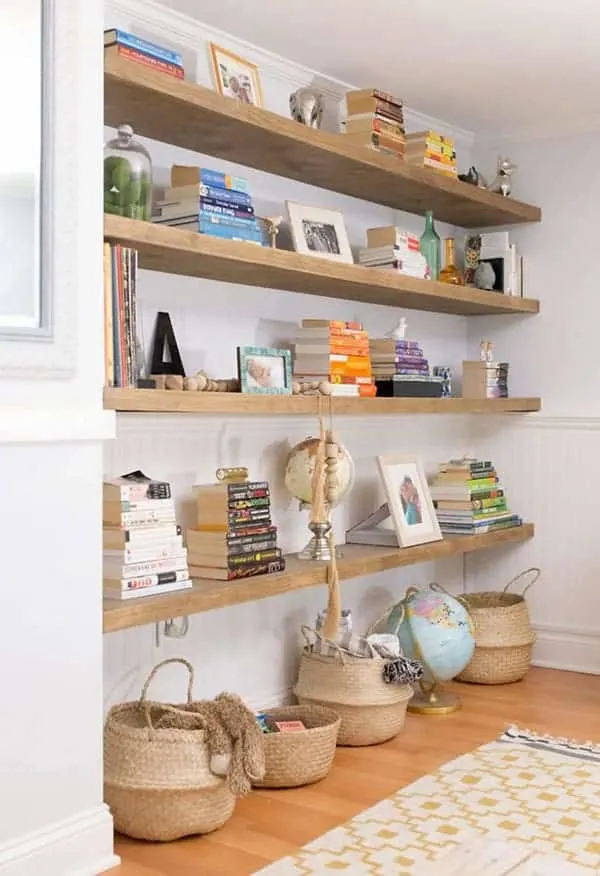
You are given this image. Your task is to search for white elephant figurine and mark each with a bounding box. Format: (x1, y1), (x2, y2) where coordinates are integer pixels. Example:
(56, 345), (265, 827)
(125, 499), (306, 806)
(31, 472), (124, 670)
(289, 88), (324, 129)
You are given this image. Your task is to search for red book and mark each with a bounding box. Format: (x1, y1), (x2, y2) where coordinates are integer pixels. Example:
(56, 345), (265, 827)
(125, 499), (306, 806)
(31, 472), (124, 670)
(106, 43), (184, 79)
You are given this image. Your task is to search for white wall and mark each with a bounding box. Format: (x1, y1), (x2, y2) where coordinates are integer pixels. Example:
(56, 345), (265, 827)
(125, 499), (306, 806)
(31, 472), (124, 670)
(464, 133), (600, 674)
(0, 2), (117, 875)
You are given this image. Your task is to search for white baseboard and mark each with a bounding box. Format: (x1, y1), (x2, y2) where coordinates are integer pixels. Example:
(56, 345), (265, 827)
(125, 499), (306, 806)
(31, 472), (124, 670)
(532, 624), (600, 675)
(0, 805), (118, 876)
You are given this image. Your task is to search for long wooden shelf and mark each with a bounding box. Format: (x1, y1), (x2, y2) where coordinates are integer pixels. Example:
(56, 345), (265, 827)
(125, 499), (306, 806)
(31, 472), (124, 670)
(104, 216), (540, 316)
(105, 57), (541, 228)
(103, 524), (534, 633)
(104, 388), (541, 415)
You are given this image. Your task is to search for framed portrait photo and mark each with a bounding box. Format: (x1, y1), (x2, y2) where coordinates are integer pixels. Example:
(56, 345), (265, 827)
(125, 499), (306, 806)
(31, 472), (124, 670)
(209, 43), (263, 108)
(237, 345), (292, 395)
(286, 201), (353, 264)
(376, 455), (442, 548)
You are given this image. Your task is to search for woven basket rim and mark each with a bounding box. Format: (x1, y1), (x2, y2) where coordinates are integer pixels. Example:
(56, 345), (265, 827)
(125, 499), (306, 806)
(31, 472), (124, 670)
(293, 683), (414, 708)
(462, 591), (526, 608)
(262, 705), (341, 733)
(471, 639), (536, 651)
(105, 700), (207, 742)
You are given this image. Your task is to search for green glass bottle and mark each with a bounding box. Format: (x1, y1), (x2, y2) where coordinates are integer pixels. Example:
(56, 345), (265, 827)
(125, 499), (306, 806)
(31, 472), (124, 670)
(420, 211), (441, 281)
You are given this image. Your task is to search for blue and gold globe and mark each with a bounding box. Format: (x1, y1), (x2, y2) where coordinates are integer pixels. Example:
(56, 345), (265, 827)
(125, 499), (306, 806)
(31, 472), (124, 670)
(379, 583), (475, 714)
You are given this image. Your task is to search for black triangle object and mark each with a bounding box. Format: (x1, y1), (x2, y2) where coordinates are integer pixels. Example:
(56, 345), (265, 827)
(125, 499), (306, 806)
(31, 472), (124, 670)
(149, 311), (185, 376)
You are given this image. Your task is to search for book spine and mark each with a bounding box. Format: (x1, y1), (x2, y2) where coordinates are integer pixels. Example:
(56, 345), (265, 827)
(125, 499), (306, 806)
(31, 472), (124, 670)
(226, 526), (277, 546)
(117, 524), (181, 544)
(228, 509), (271, 527)
(223, 558), (286, 580)
(110, 509), (177, 528)
(199, 197), (254, 216)
(116, 569), (190, 590)
(225, 537), (278, 556)
(225, 484), (270, 500)
(227, 547), (282, 568)
(110, 246), (121, 387)
(111, 44), (184, 78)
(120, 541), (185, 563)
(198, 185), (252, 206)
(105, 553), (188, 578)
(116, 244), (127, 386)
(109, 29), (184, 66)
(107, 482), (172, 501)
(122, 248), (132, 386)
(198, 220), (263, 243)
(228, 497), (271, 511)
(198, 210), (259, 230)
(198, 169), (249, 194)
(227, 522), (276, 539)
(103, 243), (114, 386)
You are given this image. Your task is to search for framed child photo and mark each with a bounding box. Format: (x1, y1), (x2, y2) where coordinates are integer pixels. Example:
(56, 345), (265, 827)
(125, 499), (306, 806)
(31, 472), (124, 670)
(209, 43), (264, 108)
(286, 201), (354, 264)
(237, 345), (292, 395)
(377, 454), (442, 548)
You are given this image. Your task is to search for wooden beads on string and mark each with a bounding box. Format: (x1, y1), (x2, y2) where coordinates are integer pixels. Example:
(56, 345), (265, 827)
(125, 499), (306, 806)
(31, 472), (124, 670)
(151, 372), (240, 392)
(325, 429), (339, 507)
(292, 379), (333, 396)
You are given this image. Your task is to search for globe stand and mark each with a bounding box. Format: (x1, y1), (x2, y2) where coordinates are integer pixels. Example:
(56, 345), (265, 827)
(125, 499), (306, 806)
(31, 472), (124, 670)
(408, 679), (461, 715)
(298, 521), (334, 561)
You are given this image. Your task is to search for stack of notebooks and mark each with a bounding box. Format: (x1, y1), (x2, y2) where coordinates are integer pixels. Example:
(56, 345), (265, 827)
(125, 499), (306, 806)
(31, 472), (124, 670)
(430, 458), (522, 535)
(293, 319), (376, 398)
(103, 472), (191, 601)
(369, 337), (444, 397)
(152, 164), (263, 245)
(343, 88), (405, 160)
(405, 130), (457, 178)
(359, 226), (430, 279)
(104, 28), (184, 79)
(187, 479), (285, 581)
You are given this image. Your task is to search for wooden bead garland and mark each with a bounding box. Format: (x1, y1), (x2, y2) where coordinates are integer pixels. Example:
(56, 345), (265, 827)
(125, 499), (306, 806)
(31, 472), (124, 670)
(152, 372), (240, 392)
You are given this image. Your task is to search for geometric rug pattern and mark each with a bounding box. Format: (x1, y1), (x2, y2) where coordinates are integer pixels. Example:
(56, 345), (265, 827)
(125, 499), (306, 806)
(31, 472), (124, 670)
(258, 728), (600, 875)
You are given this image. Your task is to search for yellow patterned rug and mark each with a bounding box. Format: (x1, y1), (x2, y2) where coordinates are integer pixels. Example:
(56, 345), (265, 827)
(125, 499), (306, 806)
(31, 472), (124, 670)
(258, 727), (600, 875)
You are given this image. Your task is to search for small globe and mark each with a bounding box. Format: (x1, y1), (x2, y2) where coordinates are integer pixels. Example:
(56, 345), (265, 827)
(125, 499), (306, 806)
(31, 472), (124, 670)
(284, 437), (354, 507)
(379, 585), (475, 683)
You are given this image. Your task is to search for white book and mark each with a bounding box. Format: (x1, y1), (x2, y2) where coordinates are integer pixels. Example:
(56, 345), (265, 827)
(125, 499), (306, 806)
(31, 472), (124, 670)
(104, 579), (193, 601)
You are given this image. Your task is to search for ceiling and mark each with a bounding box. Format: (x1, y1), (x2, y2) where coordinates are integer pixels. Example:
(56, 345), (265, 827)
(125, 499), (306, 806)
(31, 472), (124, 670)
(164, 0), (600, 139)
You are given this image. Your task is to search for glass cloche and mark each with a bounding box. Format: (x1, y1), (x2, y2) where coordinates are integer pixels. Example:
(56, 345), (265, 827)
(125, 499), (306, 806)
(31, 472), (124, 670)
(104, 124), (152, 220)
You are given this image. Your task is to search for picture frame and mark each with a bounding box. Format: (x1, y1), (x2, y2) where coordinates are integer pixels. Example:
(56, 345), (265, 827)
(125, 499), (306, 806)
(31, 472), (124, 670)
(286, 201), (354, 264)
(208, 43), (263, 108)
(237, 345), (292, 395)
(376, 454), (442, 548)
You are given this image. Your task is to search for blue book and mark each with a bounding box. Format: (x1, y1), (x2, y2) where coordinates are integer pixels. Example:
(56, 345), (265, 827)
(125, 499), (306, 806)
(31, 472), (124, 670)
(198, 210), (260, 231)
(104, 29), (183, 67)
(198, 185), (252, 207)
(199, 220), (263, 243)
(200, 197), (254, 216)
(198, 169), (250, 194)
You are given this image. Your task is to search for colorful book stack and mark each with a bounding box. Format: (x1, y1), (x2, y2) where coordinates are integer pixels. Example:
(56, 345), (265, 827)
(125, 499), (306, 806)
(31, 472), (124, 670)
(104, 29), (184, 79)
(369, 337), (444, 397)
(103, 472), (192, 601)
(103, 243), (140, 388)
(404, 131), (457, 178)
(293, 319), (376, 398)
(462, 360), (510, 399)
(343, 88), (405, 160)
(359, 226), (430, 279)
(152, 164), (263, 245)
(430, 458), (522, 535)
(186, 479), (285, 581)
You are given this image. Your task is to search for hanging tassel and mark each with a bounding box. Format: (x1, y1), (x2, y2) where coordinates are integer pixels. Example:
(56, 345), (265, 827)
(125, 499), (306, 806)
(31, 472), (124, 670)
(322, 527), (341, 640)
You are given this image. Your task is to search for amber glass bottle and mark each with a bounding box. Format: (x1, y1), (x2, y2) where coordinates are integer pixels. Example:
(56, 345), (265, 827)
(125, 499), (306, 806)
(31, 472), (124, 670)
(439, 237), (464, 285)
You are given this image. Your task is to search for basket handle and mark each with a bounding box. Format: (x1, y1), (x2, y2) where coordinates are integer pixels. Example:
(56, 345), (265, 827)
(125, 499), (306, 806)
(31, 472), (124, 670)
(139, 657), (195, 707)
(503, 567), (541, 596)
(366, 603), (405, 637)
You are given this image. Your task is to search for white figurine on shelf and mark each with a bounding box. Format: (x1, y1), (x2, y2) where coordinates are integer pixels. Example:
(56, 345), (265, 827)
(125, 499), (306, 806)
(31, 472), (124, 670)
(386, 317), (407, 339)
(480, 340), (494, 363)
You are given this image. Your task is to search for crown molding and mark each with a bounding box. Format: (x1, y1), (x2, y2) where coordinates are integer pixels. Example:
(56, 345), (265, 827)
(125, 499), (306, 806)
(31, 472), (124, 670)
(105, 0), (474, 149)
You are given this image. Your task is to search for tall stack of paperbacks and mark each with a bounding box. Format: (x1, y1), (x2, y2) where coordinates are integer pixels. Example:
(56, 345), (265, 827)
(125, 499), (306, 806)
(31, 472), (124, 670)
(292, 319), (376, 397)
(359, 226), (430, 279)
(404, 130), (457, 178)
(369, 336), (444, 398)
(343, 88), (405, 160)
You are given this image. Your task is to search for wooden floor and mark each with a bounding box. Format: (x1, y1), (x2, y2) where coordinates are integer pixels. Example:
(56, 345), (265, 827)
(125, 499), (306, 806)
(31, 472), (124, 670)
(111, 668), (600, 876)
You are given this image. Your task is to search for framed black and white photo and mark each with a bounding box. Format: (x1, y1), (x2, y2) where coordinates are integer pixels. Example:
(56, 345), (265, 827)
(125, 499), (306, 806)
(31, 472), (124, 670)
(285, 201), (353, 264)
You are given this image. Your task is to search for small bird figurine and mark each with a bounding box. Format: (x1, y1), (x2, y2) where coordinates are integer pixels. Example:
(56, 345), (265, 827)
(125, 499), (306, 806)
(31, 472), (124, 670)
(385, 317), (408, 340)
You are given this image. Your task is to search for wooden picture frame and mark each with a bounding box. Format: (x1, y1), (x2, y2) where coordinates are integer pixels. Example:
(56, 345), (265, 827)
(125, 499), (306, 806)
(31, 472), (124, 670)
(237, 345), (292, 395)
(376, 454), (442, 548)
(208, 43), (263, 108)
(286, 201), (353, 264)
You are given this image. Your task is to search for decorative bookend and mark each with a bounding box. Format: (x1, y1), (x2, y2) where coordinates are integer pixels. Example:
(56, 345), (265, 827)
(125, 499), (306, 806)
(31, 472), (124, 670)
(149, 312), (185, 376)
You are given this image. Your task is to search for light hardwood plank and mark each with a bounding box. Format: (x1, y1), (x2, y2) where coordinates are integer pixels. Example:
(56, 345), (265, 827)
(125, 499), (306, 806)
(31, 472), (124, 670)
(110, 668), (600, 876)
(104, 387), (541, 415)
(104, 216), (540, 316)
(103, 524), (535, 633)
(105, 57), (541, 228)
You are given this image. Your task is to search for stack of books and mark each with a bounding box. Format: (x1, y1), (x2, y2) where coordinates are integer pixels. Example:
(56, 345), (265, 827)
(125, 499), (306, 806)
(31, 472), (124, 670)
(343, 88), (405, 160)
(369, 337), (443, 397)
(104, 28), (184, 79)
(103, 243), (140, 389)
(430, 458), (522, 535)
(404, 130), (457, 178)
(152, 165), (263, 245)
(103, 473), (192, 601)
(359, 226), (430, 279)
(462, 360), (510, 399)
(293, 319), (376, 398)
(187, 479), (285, 581)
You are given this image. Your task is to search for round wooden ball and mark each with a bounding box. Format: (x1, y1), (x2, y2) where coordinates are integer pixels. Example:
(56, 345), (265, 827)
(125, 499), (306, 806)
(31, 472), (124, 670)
(292, 380), (302, 395)
(183, 377), (199, 391)
(165, 375), (184, 390)
(319, 381), (333, 395)
(195, 373), (208, 391)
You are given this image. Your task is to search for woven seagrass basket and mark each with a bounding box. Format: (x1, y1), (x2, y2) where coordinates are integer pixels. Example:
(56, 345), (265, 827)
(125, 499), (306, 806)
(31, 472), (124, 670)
(293, 626), (413, 747)
(253, 704), (341, 788)
(457, 568), (539, 685)
(104, 658), (235, 842)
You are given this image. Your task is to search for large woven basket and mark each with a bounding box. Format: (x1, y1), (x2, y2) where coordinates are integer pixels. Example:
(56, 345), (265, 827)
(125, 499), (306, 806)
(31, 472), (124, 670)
(457, 568), (539, 685)
(254, 704), (340, 788)
(104, 658), (236, 842)
(293, 627), (413, 747)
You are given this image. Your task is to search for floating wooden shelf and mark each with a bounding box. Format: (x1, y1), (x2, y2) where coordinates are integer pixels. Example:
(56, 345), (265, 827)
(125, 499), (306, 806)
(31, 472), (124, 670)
(104, 216), (540, 316)
(105, 57), (541, 228)
(103, 524), (534, 633)
(104, 387), (541, 416)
